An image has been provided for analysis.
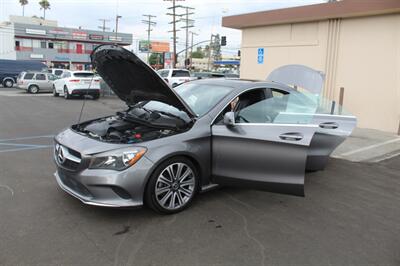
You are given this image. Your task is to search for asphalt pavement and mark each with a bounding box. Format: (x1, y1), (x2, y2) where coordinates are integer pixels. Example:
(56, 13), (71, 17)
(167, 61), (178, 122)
(0, 88), (399, 266)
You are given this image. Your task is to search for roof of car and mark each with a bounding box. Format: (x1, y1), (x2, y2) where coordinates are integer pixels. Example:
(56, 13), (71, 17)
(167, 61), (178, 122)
(190, 78), (295, 92)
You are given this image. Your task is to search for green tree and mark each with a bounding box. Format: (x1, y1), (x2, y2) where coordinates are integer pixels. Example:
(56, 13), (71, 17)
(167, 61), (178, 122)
(149, 53), (162, 66)
(191, 51), (204, 59)
(19, 0), (28, 16)
(38, 0), (50, 19)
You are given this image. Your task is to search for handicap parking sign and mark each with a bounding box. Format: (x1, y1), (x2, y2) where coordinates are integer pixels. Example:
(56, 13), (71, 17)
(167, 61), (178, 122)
(257, 48), (264, 64)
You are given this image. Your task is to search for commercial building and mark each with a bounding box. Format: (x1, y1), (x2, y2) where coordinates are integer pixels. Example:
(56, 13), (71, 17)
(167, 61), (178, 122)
(0, 15), (132, 70)
(223, 0), (400, 133)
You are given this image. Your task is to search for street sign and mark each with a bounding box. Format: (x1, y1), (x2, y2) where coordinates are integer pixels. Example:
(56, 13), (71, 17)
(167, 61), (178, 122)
(257, 48), (264, 64)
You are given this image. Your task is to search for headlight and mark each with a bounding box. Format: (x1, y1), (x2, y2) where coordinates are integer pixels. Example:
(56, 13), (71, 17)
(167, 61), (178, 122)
(89, 147), (146, 171)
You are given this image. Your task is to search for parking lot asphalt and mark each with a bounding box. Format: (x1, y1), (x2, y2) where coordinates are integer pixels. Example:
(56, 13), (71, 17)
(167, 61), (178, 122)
(0, 88), (399, 266)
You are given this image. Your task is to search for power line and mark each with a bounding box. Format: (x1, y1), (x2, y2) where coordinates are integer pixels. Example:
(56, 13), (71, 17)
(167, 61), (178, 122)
(98, 18), (110, 32)
(165, 0), (185, 68)
(141, 14), (156, 64)
(177, 6), (195, 67)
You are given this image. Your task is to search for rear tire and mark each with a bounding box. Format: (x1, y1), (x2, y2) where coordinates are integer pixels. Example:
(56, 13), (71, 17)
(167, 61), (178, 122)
(145, 157), (199, 214)
(28, 85), (39, 94)
(64, 86), (70, 99)
(3, 79), (14, 88)
(53, 85), (59, 97)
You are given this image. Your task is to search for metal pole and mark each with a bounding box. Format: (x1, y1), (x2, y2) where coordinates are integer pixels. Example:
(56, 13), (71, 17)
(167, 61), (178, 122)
(339, 87), (345, 115)
(115, 15), (122, 44)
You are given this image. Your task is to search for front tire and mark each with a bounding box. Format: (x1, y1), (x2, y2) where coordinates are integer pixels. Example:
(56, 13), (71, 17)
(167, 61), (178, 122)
(28, 85), (39, 94)
(145, 157), (198, 214)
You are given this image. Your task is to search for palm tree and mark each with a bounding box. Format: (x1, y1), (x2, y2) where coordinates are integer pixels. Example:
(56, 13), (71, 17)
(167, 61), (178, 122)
(19, 0), (28, 16)
(38, 0), (50, 19)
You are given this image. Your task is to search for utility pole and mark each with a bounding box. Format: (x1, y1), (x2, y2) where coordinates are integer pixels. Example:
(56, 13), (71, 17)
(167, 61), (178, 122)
(142, 14), (157, 64)
(189, 31), (198, 68)
(179, 6), (195, 68)
(165, 0), (184, 68)
(98, 19), (110, 32)
(207, 34), (215, 71)
(115, 15), (122, 44)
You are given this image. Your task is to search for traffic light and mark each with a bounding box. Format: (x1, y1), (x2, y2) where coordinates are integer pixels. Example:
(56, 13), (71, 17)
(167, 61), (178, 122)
(221, 36), (227, 46)
(238, 50), (241, 57)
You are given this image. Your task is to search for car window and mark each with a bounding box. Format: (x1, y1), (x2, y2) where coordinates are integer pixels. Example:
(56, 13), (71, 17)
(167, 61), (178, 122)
(62, 72), (71, 78)
(158, 70), (169, 78)
(54, 70), (63, 76)
(175, 83), (232, 116)
(73, 72), (94, 78)
(23, 73), (34, 80)
(17, 72), (25, 79)
(47, 74), (57, 80)
(35, 74), (46, 80)
(172, 70), (190, 77)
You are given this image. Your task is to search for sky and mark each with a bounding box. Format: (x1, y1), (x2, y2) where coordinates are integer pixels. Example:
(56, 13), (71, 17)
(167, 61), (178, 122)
(0, 0), (324, 55)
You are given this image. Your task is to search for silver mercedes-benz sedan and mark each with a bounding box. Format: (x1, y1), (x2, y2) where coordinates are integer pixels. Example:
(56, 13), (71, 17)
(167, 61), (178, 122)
(53, 45), (356, 214)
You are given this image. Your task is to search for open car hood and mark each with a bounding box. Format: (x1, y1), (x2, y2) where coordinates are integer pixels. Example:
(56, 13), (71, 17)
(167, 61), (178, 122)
(266, 64), (325, 94)
(91, 45), (195, 118)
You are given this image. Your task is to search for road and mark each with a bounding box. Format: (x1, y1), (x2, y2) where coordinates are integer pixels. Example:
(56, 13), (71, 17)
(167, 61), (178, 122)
(0, 88), (399, 266)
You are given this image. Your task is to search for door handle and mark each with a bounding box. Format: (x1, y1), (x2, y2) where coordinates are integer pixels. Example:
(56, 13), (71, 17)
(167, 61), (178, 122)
(279, 133), (303, 141)
(319, 122), (339, 129)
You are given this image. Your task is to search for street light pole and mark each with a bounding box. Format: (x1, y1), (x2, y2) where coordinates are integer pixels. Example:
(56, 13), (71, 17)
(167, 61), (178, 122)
(115, 15), (122, 44)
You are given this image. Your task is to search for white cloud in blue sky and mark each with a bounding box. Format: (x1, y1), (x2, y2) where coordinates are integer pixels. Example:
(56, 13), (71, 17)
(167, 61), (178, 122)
(1, 0), (324, 55)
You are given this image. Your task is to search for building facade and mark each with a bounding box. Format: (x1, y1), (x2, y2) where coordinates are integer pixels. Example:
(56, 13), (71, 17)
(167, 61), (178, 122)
(222, 0), (400, 133)
(0, 16), (132, 70)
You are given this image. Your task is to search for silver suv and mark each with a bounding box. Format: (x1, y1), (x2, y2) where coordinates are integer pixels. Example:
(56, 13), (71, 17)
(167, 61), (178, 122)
(16, 71), (58, 93)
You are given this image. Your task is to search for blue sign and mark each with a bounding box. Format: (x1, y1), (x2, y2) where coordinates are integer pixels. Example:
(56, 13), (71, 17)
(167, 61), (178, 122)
(257, 48), (264, 64)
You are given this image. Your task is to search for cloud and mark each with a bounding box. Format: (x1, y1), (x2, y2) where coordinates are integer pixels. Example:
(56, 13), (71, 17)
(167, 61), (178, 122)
(1, 0), (324, 54)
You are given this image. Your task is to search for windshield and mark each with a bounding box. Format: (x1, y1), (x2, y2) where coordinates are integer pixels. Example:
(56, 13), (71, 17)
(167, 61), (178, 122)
(174, 83), (232, 116)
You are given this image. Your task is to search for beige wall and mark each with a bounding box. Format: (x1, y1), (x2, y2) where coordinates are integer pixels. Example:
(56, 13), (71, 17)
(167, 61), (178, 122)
(239, 14), (400, 133)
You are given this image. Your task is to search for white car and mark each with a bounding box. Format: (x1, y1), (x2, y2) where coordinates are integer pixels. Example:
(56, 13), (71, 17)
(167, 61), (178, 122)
(157, 68), (191, 87)
(53, 71), (101, 99)
(48, 68), (68, 78)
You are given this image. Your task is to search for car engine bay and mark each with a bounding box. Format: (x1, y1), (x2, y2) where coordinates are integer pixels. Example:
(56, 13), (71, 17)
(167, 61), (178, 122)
(72, 115), (181, 144)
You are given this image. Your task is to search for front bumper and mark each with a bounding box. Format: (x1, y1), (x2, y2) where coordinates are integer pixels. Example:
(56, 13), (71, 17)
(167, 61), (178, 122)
(54, 151), (154, 208)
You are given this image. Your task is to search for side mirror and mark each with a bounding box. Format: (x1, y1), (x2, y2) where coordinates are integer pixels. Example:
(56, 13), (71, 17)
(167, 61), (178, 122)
(223, 111), (235, 126)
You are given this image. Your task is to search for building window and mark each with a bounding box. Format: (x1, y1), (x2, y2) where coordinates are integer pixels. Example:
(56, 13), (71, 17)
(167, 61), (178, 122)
(40, 41), (46, 49)
(48, 42), (54, 49)
(15, 41), (20, 47)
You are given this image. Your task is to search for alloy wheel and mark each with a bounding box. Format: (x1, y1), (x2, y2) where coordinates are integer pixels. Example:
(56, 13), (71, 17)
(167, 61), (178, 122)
(155, 162), (196, 210)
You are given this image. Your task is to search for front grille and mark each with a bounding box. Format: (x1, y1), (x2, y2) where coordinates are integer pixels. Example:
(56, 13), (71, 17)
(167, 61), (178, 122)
(54, 143), (82, 171)
(67, 148), (81, 159)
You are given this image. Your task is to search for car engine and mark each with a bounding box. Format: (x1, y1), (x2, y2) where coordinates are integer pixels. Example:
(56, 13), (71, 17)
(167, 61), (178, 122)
(73, 115), (178, 144)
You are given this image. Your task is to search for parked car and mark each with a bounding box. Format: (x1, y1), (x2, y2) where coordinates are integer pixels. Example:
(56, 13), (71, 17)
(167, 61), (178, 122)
(192, 72), (240, 80)
(53, 45), (356, 214)
(157, 68), (191, 87)
(53, 70), (101, 99)
(0, 59), (47, 88)
(48, 68), (68, 77)
(16, 71), (58, 93)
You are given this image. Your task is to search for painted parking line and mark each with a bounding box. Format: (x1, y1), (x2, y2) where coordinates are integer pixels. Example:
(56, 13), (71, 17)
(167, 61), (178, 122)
(0, 134), (54, 153)
(0, 135), (54, 142)
(340, 138), (400, 157)
(0, 145), (53, 153)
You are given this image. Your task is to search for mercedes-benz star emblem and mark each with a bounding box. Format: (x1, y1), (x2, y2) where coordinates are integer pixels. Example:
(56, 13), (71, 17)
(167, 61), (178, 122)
(57, 145), (66, 164)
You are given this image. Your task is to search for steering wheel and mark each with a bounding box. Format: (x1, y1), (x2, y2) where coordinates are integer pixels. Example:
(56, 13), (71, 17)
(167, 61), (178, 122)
(265, 115), (273, 123)
(237, 115), (250, 123)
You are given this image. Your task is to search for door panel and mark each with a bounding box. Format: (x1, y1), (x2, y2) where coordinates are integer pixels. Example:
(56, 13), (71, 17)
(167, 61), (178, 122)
(274, 112), (356, 170)
(212, 123), (317, 196)
(307, 114), (357, 170)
